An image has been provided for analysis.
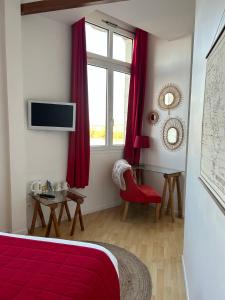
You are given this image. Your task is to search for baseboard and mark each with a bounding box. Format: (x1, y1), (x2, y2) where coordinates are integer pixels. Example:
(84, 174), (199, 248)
(0, 227), (28, 235)
(12, 228), (28, 235)
(182, 255), (190, 300)
(82, 201), (121, 216)
(0, 228), (10, 233)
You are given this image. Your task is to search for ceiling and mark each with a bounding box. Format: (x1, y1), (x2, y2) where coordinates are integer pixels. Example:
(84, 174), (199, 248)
(21, 0), (195, 40)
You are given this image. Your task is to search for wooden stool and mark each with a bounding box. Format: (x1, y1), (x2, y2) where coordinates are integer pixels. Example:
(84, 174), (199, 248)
(58, 202), (72, 224)
(29, 200), (46, 234)
(66, 191), (85, 236)
(29, 190), (86, 238)
(160, 172), (183, 222)
(45, 203), (61, 238)
(29, 198), (67, 238)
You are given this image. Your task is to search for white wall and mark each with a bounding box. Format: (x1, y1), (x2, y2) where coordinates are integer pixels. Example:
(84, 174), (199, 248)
(0, 0), (27, 234)
(22, 15), (72, 226)
(22, 15), (121, 227)
(80, 150), (122, 215)
(0, 0), (10, 232)
(142, 34), (192, 209)
(183, 0), (225, 299)
(22, 15), (71, 185)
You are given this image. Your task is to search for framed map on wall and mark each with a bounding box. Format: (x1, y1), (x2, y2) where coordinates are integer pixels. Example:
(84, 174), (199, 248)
(200, 25), (225, 210)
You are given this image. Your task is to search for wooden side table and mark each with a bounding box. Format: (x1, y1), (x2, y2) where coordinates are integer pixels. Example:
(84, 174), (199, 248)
(29, 190), (86, 237)
(160, 172), (183, 222)
(58, 191), (85, 236)
(29, 199), (47, 233)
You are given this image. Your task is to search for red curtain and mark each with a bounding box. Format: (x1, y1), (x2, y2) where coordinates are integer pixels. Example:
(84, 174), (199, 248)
(67, 18), (90, 188)
(124, 28), (148, 165)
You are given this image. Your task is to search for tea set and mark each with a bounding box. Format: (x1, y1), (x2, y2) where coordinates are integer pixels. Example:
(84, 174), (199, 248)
(31, 180), (69, 195)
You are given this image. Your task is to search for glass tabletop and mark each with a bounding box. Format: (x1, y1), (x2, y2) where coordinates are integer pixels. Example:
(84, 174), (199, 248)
(31, 190), (86, 206)
(132, 164), (184, 175)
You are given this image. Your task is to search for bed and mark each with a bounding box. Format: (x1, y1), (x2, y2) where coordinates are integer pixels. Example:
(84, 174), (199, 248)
(0, 233), (120, 300)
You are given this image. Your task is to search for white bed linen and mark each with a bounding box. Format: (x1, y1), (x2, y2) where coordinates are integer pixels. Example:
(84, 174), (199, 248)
(0, 232), (119, 276)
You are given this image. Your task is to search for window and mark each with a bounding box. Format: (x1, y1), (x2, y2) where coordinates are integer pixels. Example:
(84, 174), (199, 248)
(113, 71), (130, 145)
(87, 65), (107, 146)
(85, 23), (108, 57)
(86, 21), (133, 147)
(113, 33), (133, 63)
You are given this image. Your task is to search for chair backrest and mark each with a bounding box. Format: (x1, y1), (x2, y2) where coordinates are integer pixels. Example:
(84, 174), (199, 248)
(121, 169), (161, 204)
(121, 169), (144, 200)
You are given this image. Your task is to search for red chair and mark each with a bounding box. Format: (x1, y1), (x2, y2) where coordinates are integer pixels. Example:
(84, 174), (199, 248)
(120, 169), (161, 222)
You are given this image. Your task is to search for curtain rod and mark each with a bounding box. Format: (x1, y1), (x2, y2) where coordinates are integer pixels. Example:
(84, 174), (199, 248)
(102, 19), (135, 35)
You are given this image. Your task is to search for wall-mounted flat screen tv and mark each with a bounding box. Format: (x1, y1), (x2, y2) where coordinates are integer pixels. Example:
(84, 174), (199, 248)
(28, 100), (76, 132)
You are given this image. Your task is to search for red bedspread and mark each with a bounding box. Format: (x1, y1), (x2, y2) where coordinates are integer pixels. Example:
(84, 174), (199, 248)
(0, 235), (120, 300)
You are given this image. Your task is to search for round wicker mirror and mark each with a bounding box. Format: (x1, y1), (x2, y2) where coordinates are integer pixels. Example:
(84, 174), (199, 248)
(163, 118), (184, 150)
(158, 84), (182, 110)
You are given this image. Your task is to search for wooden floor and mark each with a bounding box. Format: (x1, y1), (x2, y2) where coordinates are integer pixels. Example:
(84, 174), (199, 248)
(32, 204), (186, 300)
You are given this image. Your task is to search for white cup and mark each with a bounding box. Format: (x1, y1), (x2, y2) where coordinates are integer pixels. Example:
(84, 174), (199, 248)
(31, 180), (42, 194)
(61, 182), (69, 191)
(54, 182), (62, 192)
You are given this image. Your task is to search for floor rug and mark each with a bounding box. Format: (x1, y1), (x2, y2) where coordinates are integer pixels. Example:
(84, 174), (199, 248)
(88, 241), (152, 300)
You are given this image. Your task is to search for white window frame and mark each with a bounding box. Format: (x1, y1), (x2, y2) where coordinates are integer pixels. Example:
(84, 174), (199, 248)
(86, 20), (134, 150)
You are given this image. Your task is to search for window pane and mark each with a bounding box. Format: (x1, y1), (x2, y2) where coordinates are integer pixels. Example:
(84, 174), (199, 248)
(86, 23), (108, 57)
(113, 33), (133, 63)
(113, 71), (130, 145)
(88, 65), (107, 146)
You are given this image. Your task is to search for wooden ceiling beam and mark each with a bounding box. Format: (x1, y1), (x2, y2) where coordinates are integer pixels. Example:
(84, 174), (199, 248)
(21, 0), (128, 15)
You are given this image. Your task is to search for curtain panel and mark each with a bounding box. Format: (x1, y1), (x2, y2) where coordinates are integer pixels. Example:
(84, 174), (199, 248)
(124, 28), (148, 165)
(67, 18), (90, 188)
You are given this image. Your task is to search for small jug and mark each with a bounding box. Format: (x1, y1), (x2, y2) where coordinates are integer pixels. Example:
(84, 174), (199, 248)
(31, 180), (42, 195)
(61, 182), (70, 191)
(54, 182), (62, 192)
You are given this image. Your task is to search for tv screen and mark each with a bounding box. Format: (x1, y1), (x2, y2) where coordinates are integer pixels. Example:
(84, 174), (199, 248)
(28, 101), (76, 131)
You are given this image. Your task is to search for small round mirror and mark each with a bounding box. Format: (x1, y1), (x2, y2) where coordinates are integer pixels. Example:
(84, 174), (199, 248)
(147, 111), (159, 125)
(167, 127), (178, 144)
(151, 114), (156, 121)
(164, 93), (174, 106)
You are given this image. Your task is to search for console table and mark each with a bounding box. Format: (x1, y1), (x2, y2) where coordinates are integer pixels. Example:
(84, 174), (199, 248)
(132, 164), (184, 222)
(29, 190), (86, 237)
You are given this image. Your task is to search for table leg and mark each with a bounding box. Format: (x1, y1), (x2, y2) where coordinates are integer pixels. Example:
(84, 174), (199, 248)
(135, 168), (144, 185)
(58, 202), (72, 225)
(155, 203), (161, 222)
(70, 204), (79, 236)
(168, 177), (175, 222)
(58, 203), (64, 225)
(160, 177), (168, 218)
(29, 200), (39, 234)
(78, 204), (84, 231)
(176, 177), (183, 218)
(122, 201), (129, 221)
(45, 213), (53, 237)
(166, 177), (176, 215)
(51, 208), (60, 238)
(65, 202), (72, 222)
(37, 202), (46, 228)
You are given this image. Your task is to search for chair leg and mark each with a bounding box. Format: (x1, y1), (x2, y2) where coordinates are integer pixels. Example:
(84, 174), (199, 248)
(155, 203), (161, 222)
(122, 201), (129, 221)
